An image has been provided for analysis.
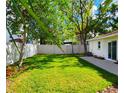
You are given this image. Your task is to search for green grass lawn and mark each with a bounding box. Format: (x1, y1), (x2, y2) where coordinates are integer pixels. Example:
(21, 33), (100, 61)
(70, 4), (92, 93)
(7, 54), (117, 93)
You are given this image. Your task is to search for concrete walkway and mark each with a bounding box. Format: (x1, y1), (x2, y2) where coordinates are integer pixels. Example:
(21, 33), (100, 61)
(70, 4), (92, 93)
(80, 57), (118, 75)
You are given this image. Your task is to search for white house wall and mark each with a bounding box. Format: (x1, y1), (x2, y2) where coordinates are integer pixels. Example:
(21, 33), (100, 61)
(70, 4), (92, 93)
(88, 35), (118, 60)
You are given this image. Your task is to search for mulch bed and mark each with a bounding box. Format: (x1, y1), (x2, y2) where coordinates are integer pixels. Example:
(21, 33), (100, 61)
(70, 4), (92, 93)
(6, 65), (27, 89)
(6, 65), (27, 78)
(97, 85), (118, 93)
(6, 66), (15, 78)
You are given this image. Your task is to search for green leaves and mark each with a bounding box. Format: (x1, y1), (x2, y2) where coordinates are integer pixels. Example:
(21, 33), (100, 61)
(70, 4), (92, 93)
(11, 0), (22, 18)
(20, 0), (48, 32)
(101, 0), (112, 14)
(7, 0), (117, 45)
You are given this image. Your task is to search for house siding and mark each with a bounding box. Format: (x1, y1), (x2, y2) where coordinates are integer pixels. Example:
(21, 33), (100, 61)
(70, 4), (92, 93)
(88, 35), (118, 61)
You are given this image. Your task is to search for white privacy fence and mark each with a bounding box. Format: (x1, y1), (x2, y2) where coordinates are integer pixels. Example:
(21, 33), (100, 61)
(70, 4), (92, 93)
(37, 45), (84, 54)
(6, 42), (37, 65)
(6, 43), (84, 65)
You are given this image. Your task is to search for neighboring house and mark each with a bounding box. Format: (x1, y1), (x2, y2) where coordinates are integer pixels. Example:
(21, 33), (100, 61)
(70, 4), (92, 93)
(6, 31), (23, 43)
(87, 31), (118, 62)
(63, 40), (73, 45)
(6, 31), (10, 43)
(6, 31), (39, 44)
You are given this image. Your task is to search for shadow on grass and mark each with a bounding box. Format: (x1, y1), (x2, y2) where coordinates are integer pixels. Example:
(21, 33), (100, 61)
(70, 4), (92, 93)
(76, 57), (118, 85)
(11, 54), (118, 85)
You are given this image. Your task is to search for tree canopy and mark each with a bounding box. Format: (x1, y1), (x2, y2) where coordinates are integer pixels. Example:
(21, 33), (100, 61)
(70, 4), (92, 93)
(6, 0), (118, 66)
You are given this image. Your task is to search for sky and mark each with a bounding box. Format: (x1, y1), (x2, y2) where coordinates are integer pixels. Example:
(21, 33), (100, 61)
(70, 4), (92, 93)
(92, 0), (103, 16)
(93, 0), (118, 16)
(94, 0), (103, 7)
(94, 0), (118, 7)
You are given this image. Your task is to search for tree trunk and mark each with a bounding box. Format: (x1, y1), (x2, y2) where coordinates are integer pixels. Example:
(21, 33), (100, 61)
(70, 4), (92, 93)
(18, 42), (25, 67)
(18, 25), (27, 67)
(79, 31), (83, 44)
(83, 40), (87, 55)
(83, 33), (88, 55)
(40, 36), (42, 44)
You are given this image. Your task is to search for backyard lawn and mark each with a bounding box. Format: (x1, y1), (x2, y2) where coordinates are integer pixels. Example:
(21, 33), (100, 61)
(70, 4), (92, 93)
(7, 55), (117, 93)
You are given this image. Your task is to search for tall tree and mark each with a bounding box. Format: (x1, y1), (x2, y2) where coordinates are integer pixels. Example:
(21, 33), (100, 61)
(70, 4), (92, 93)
(59, 0), (115, 54)
(7, 0), (74, 67)
(7, 0), (117, 66)
(7, 0), (61, 67)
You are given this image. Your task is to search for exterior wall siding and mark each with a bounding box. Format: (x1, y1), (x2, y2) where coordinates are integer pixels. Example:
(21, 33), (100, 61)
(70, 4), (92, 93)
(88, 35), (118, 61)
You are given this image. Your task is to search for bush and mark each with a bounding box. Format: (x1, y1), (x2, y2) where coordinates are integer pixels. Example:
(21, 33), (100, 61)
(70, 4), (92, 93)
(85, 52), (93, 56)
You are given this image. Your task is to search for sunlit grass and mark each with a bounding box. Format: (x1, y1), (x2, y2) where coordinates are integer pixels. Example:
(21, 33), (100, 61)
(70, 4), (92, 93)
(7, 54), (117, 93)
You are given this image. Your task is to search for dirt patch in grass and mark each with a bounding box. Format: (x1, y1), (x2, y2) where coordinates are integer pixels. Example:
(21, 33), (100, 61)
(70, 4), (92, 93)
(6, 79), (12, 89)
(6, 65), (27, 78)
(97, 85), (118, 93)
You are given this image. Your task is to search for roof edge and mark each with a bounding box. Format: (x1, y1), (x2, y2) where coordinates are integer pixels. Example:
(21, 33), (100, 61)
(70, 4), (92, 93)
(87, 32), (118, 41)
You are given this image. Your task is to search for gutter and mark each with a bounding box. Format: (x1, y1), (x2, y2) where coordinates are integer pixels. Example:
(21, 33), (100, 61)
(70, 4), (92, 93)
(86, 33), (118, 41)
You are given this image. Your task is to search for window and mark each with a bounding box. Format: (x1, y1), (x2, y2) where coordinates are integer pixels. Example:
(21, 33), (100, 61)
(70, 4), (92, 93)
(108, 41), (117, 60)
(18, 35), (21, 37)
(98, 41), (101, 49)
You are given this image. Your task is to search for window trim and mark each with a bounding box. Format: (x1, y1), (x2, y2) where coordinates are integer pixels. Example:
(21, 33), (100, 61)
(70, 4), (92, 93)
(98, 41), (101, 49)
